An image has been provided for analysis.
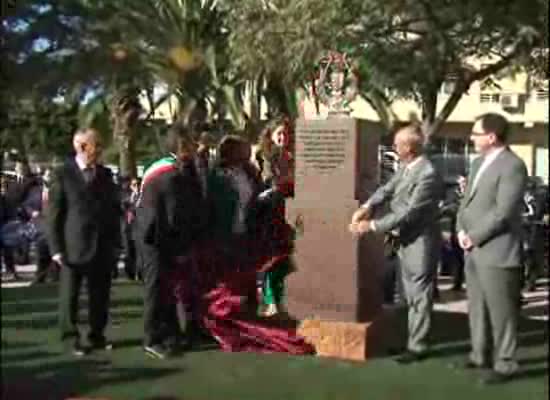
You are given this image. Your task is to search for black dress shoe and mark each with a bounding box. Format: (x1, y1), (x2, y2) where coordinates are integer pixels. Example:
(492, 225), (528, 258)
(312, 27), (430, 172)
(144, 344), (169, 359)
(90, 340), (113, 351)
(481, 371), (512, 385)
(387, 346), (407, 356)
(72, 342), (89, 357)
(395, 351), (427, 364)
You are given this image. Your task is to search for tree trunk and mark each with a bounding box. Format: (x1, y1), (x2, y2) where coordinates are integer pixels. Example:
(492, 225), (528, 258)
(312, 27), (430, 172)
(421, 78), (471, 141)
(115, 131), (136, 178)
(421, 88), (438, 140)
(111, 89), (141, 179)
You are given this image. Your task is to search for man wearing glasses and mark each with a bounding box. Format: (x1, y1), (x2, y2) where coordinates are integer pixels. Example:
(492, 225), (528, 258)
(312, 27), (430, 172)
(455, 113), (527, 384)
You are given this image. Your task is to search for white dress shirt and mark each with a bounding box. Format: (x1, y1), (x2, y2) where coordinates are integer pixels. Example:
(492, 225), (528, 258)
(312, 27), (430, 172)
(470, 146), (506, 192)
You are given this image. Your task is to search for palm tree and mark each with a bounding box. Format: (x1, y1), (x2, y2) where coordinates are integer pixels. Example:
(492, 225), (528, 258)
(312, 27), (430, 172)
(112, 0), (248, 132)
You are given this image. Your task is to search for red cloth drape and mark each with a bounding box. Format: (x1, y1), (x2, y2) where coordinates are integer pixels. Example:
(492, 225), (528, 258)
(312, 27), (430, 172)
(163, 234), (314, 355)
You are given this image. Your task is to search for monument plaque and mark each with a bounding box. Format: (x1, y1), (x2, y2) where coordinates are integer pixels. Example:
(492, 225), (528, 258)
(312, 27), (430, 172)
(287, 118), (386, 360)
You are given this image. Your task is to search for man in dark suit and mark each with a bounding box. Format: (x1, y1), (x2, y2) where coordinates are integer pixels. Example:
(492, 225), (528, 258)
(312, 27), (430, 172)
(350, 123), (443, 364)
(135, 125), (208, 359)
(5, 160), (40, 267)
(455, 113), (527, 384)
(1, 174), (19, 279)
(48, 128), (121, 356)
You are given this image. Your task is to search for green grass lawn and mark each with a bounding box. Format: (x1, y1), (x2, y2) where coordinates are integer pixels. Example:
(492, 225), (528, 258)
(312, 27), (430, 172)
(1, 281), (548, 400)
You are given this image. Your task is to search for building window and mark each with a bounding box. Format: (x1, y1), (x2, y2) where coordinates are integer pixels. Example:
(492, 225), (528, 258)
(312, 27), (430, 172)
(536, 89), (549, 101)
(480, 93), (500, 103)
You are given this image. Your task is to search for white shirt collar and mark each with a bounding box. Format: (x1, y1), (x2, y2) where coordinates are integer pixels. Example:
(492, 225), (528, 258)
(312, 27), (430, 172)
(405, 155), (423, 171)
(482, 146), (506, 164)
(75, 155), (94, 171)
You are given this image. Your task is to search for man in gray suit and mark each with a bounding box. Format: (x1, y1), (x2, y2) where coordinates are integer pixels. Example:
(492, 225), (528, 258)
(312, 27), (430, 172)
(455, 113), (527, 384)
(350, 123), (443, 364)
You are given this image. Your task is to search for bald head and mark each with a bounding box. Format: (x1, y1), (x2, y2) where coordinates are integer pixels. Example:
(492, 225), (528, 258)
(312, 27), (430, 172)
(393, 124), (425, 163)
(73, 128), (102, 166)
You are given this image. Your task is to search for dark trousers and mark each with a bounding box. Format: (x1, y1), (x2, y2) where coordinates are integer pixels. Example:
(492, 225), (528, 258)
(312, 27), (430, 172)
(141, 244), (180, 347)
(59, 256), (113, 344)
(35, 234), (55, 282)
(122, 224), (137, 279)
(441, 240), (465, 289)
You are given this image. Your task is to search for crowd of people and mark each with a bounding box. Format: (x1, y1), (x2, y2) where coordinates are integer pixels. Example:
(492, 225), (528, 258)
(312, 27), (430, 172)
(1, 112), (547, 386)
(20, 120), (312, 359)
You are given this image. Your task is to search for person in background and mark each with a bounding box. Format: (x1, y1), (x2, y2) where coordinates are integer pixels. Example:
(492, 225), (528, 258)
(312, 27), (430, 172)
(122, 176), (141, 281)
(520, 177), (545, 292)
(1, 175), (18, 280)
(195, 131), (214, 199)
(6, 160), (39, 266)
(30, 168), (57, 284)
(439, 176), (466, 292)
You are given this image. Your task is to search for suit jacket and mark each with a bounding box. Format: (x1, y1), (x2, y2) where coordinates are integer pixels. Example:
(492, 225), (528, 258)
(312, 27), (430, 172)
(0, 193), (16, 225)
(207, 163), (264, 240)
(456, 149), (527, 268)
(47, 159), (121, 266)
(135, 160), (208, 260)
(367, 156), (443, 244)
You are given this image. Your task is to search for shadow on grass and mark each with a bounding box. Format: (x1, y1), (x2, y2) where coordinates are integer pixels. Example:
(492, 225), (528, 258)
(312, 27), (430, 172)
(1, 299), (58, 316)
(519, 355), (549, 366)
(2, 358), (182, 400)
(513, 366), (549, 381)
(0, 340), (39, 351)
(111, 309), (143, 321)
(1, 315), (58, 330)
(2, 307), (143, 330)
(383, 309), (548, 359)
(110, 296), (144, 308)
(1, 283), (58, 302)
(113, 337), (143, 349)
(1, 350), (59, 364)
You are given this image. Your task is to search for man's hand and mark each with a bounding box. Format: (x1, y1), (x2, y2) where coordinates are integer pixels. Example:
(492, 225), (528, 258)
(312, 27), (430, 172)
(349, 220), (373, 236)
(52, 253), (65, 266)
(457, 230), (473, 251)
(351, 206), (371, 225)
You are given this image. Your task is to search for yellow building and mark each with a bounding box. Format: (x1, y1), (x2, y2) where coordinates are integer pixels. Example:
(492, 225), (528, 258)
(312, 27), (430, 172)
(302, 71), (549, 182)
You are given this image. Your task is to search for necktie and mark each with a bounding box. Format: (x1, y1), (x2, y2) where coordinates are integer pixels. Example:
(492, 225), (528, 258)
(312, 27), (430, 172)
(42, 188), (49, 210)
(82, 167), (94, 183)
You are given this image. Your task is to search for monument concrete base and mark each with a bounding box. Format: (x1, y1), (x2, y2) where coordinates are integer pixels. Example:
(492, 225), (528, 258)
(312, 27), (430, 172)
(297, 312), (391, 361)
